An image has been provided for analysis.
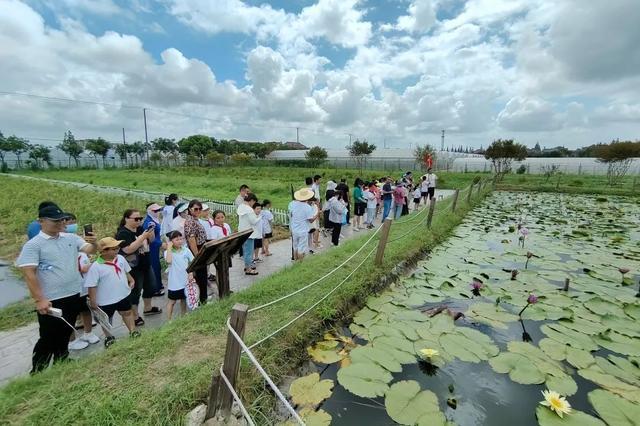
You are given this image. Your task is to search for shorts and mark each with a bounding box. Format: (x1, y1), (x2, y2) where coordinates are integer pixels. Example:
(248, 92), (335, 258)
(413, 198), (421, 204)
(421, 191), (428, 197)
(292, 233), (308, 254)
(168, 289), (186, 300)
(308, 228), (316, 234)
(252, 238), (263, 249)
(99, 297), (132, 320)
(79, 295), (90, 313)
(428, 187), (435, 199)
(264, 232), (273, 239)
(354, 202), (366, 216)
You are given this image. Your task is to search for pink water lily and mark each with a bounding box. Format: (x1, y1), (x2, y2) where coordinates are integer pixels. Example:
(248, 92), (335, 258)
(470, 279), (484, 296)
(619, 267), (631, 284)
(519, 293), (537, 317)
(525, 251), (534, 269)
(511, 269), (519, 280)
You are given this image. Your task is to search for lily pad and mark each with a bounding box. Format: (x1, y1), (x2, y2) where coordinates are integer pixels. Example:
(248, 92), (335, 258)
(536, 405), (605, 426)
(466, 302), (519, 329)
(489, 352), (546, 384)
(307, 344), (345, 364)
(588, 389), (640, 426)
(384, 380), (448, 426)
(349, 345), (403, 373)
(337, 362), (392, 398)
(289, 373), (333, 407)
(298, 408), (332, 426)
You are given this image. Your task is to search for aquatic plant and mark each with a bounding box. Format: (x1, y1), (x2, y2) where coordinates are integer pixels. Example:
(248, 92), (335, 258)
(518, 293), (538, 317)
(539, 389), (572, 418)
(470, 279), (483, 296)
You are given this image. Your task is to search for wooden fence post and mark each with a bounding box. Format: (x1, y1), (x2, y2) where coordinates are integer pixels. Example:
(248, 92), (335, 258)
(466, 184), (473, 203)
(206, 304), (249, 420)
(374, 218), (393, 265)
(426, 198), (437, 228)
(451, 189), (460, 212)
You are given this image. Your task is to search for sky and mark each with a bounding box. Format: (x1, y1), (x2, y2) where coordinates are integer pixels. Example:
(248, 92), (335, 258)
(0, 0), (639, 150)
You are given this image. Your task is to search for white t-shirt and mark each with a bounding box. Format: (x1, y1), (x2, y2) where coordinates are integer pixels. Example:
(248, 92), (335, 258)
(363, 190), (376, 209)
(288, 201), (315, 235)
(78, 252), (91, 296)
(199, 218), (215, 240)
(84, 255), (132, 306)
(209, 223), (232, 240)
(172, 216), (185, 236)
(161, 205), (175, 235)
(413, 188), (422, 199)
(420, 179), (429, 192)
(311, 183), (320, 199)
(427, 173), (437, 188)
(164, 246), (194, 291)
(262, 210), (274, 235)
(250, 213), (263, 239)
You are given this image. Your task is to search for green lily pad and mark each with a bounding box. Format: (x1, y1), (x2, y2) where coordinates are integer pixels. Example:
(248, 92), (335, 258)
(584, 297), (627, 317)
(538, 338), (595, 369)
(466, 302), (519, 329)
(536, 405), (605, 426)
(299, 408), (332, 426)
(384, 380), (448, 426)
(588, 389), (640, 426)
(289, 373), (333, 407)
(541, 323), (598, 351)
(593, 330), (640, 356)
(490, 352), (546, 384)
(578, 367), (640, 403)
(337, 362), (392, 398)
(349, 345), (403, 373)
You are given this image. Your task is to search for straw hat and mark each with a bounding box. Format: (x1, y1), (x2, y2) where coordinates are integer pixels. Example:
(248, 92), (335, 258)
(294, 188), (315, 201)
(97, 237), (123, 251)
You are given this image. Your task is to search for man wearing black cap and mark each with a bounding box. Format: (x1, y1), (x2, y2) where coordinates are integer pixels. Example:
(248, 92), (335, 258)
(16, 203), (97, 373)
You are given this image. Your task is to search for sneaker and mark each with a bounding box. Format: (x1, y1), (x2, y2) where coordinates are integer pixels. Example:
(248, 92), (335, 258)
(130, 330), (141, 338)
(69, 339), (89, 351)
(134, 317), (145, 326)
(81, 332), (100, 345)
(104, 336), (116, 348)
(353, 228), (360, 232)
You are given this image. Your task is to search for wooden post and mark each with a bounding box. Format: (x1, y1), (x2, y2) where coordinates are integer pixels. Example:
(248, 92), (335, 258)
(563, 278), (570, 292)
(426, 198), (437, 228)
(451, 189), (460, 212)
(466, 184), (473, 203)
(206, 304), (249, 420)
(374, 218), (393, 265)
(215, 252), (231, 298)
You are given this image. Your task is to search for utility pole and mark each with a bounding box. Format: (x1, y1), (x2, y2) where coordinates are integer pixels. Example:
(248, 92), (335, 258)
(122, 128), (126, 145)
(347, 133), (354, 145)
(296, 127), (299, 145)
(441, 129), (445, 152)
(143, 108), (149, 161)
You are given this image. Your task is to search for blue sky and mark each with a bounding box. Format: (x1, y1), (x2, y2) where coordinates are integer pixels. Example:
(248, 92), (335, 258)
(0, 0), (638, 149)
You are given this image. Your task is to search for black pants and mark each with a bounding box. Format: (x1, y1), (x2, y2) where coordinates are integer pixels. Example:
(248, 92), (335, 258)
(330, 221), (342, 246)
(32, 293), (81, 373)
(195, 266), (208, 304)
(129, 264), (157, 306)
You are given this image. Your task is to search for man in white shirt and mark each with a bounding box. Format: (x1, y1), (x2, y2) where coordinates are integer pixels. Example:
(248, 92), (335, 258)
(234, 184), (250, 208)
(426, 168), (437, 201)
(288, 188), (317, 261)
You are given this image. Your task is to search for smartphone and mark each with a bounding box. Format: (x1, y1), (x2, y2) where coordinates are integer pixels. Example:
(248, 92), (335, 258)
(47, 307), (63, 318)
(83, 224), (93, 236)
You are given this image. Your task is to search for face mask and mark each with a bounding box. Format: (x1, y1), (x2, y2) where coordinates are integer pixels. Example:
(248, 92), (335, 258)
(65, 223), (78, 233)
(149, 211), (159, 220)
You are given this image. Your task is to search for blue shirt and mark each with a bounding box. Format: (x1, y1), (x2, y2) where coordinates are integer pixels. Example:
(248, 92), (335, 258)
(143, 215), (161, 246)
(27, 220), (41, 240)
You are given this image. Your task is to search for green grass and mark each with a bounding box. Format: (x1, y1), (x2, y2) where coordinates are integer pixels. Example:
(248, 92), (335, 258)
(17, 166), (480, 209)
(497, 173), (639, 195)
(0, 181), (492, 425)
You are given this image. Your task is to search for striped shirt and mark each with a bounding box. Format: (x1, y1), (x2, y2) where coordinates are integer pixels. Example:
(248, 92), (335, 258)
(16, 231), (90, 301)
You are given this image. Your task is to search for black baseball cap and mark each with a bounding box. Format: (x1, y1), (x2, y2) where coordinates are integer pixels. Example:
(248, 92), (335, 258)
(38, 205), (71, 220)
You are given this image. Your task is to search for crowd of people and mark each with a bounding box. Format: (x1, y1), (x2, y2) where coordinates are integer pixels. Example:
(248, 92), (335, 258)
(16, 168), (438, 373)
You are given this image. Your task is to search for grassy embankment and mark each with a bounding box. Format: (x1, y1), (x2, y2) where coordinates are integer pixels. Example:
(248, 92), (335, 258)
(0, 176), (148, 331)
(0, 179), (492, 425)
(497, 172), (639, 196)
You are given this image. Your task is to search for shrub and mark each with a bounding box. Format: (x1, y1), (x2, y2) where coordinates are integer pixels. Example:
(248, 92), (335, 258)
(516, 164), (526, 174)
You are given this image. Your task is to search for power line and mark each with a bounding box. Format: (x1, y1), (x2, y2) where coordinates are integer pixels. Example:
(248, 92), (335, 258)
(0, 91), (143, 109)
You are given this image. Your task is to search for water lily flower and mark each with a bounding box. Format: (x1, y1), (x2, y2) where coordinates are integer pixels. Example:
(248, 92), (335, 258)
(420, 348), (439, 359)
(470, 279), (484, 296)
(619, 267), (631, 284)
(519, 293), (537, 316)
(511, 269), (519, 280)
(540, 390), (572, 418)
(518, 227), (529, 248)
(525, 251), (534, 269)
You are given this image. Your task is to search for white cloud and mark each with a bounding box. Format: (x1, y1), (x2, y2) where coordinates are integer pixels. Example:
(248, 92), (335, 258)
(497, 97), (561, 132)
(395, 0), (437, 33)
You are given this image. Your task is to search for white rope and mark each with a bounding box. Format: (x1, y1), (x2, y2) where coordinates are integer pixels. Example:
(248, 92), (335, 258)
(226, 319), (305, 425)
(219, 366), (257, 426)
(247, 224), (382, 313)
(248, 246), (376, 350)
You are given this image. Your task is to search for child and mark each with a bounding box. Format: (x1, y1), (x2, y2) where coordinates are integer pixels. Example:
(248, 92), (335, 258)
(308, 198), (321, 253)
(260, 200), (274, 256)
(413, 184), (422, 211)
(363, 183), (377, 229)
(85, 237), (138, 348)
(251, 203), (263, 262)
(210, 210), (233, 240)
(164, 231), (195, 320)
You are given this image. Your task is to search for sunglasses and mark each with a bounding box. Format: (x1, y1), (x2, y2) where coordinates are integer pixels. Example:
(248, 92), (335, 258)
(191, 207), (202, 211)
(128, 217), (143, 222)
(44, 217), (71, 223)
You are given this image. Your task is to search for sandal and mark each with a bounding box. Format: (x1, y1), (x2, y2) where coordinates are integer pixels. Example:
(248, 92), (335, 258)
(143, 307), (162, 315)
(244, 269), (259, 275)
(134, 317), (145, 326)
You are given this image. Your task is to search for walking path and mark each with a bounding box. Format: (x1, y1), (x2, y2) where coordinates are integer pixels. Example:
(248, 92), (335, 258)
(0, 175), (454, 386)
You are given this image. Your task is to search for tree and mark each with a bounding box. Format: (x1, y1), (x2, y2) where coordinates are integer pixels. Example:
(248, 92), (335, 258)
(129, 141), (146, 166)
(596, 140), (640, 185)
(305, 146), (328, 167)
(206, 151), (224, 166)
(230, 152), (251, 165)
(85, 138), (111, 168)
(57, 130), (83, 167)
(347, 139), (376, 173)
(178, 135), (215, 165)
(413, 144), (437, 170)
(6, 135), (30, 168)
(151, 137), (178, 160)
(28, 144), (52, 169)
(0, 131), (8, 168)
(114, 144), (129, 166)
(484, 139), (527, 180)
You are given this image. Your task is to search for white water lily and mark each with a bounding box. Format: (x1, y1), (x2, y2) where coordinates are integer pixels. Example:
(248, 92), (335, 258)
(540, 389), (572, 418)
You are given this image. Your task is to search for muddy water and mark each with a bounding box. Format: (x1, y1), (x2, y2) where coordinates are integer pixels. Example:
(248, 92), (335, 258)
(0, 262), (28, 308)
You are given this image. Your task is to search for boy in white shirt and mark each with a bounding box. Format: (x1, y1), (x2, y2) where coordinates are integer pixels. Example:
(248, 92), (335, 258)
(260, 200), (274, 256)
(413, 185), (422, 211)
(363, 183), (377, 229)
(426, 168), (437, 201)
(85, 237), (137, 347)
(164, 231), (195, 320)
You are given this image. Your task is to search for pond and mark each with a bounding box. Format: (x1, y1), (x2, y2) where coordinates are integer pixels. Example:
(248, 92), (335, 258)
(287, 192), (640, 426)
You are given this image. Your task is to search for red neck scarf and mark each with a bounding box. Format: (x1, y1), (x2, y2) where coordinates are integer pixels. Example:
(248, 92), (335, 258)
(214, 223), (228, 237)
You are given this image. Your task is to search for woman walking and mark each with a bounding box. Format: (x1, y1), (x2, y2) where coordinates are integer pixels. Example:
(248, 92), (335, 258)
(143, 203), (164, 295)
(116, 209), (162, 326)
(237, 193), (260, 275)
(183, 200), (209, 304)
(352, 178), (366, 231)
(327, 190), (347, 246)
